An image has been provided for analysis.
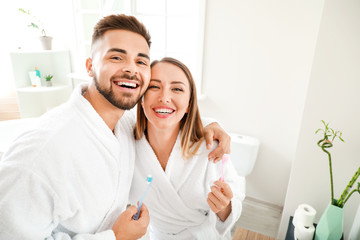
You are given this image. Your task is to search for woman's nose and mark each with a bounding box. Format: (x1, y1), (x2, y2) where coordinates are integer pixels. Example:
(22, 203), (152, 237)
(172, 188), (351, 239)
(159, 90), (171, 103)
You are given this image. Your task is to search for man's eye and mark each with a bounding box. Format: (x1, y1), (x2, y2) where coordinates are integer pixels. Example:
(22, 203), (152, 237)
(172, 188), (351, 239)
(137, 60), (147, 65)
(111, 56), (121, 60)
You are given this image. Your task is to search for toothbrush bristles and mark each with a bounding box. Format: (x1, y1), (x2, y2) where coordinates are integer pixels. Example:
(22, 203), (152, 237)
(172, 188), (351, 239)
(147, 174), (153, 183)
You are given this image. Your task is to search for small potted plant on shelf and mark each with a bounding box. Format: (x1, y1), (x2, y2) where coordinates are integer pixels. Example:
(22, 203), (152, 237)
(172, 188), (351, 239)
(18, 8), (52, 50)
(314, 120), (360, 240)
(44, 74), (53, 87)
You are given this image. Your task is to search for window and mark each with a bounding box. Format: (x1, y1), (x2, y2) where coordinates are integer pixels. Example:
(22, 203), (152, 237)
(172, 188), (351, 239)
(72, 0), (206, 94)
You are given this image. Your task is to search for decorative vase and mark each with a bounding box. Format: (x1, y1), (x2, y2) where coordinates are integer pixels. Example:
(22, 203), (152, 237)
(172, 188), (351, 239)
(39, 36), (53, 50)
(315, 202), (343, 240)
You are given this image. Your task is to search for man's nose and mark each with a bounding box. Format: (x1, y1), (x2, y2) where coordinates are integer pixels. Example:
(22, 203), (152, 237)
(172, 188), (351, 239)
(122, 62), (138, 75)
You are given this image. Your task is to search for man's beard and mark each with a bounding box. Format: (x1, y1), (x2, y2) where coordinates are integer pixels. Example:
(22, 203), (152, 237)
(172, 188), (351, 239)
(94, 74), (143, 110)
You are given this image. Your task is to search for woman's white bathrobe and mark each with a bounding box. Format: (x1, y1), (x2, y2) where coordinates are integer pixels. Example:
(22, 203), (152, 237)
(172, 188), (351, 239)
(0, 84), (136, 240)
(130, 135), (245, 240)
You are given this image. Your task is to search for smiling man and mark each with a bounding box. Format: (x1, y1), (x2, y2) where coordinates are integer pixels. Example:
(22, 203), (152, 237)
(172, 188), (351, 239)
(87, 30), (150, 112)
(0, 14), (230, 240)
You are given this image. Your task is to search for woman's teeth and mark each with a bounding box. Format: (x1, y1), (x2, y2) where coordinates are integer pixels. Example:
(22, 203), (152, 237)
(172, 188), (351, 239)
(155, 108), (174, 114)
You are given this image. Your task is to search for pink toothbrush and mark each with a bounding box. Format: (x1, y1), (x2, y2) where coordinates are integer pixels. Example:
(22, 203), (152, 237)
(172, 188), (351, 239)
(220, 154), (229, 182)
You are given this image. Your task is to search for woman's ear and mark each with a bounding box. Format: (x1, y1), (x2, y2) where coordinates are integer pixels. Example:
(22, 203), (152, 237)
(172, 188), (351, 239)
(86, 58), (94, 77)
(141, 96), (145, 107)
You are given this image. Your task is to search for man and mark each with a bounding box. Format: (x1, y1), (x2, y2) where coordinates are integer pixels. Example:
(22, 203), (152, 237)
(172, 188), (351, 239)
(0, 14), (230, 240)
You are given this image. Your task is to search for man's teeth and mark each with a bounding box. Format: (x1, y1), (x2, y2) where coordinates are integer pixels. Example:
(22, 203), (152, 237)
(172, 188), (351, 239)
(117, 81), (137, 88)
(155, 108), (174, 114)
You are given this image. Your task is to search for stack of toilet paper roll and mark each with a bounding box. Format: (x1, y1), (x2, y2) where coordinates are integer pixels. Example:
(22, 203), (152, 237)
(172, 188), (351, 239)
(292, 204), (317, 240)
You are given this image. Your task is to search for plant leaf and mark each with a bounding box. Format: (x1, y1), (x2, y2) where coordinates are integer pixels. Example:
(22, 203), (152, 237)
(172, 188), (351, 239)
(28, 23), (39, 29)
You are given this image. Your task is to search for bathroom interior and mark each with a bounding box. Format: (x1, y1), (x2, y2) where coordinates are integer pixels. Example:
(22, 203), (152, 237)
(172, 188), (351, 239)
(0, 0), (359, 239)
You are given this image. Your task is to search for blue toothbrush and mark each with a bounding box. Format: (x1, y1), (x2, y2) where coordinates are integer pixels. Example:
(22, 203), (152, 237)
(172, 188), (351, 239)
(132, 175), (153, 220)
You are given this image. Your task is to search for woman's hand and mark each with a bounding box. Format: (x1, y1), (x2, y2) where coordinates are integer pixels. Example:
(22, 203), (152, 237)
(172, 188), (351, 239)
(207, 179), (233, 222)
(203, 122), (231, 163)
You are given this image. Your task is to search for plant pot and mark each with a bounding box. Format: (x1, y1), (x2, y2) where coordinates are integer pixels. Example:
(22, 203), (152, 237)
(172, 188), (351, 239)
(45, 81), (52, 87)
(315, 202), (343, 240)
(39, 36), (53, 50)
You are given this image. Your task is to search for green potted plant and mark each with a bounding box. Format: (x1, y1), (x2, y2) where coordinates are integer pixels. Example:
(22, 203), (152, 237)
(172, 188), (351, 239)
(18, 8), (52, 50)
(315, 120), (360, 239)
(44, 74), (53, 87)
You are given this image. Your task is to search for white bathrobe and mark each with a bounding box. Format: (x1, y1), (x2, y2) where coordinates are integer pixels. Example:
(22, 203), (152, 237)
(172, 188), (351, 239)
(130, 135), (245, 240)
(0, 84), (135, 240)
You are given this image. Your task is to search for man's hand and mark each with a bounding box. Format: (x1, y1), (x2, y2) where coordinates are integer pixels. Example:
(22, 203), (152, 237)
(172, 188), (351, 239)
(207, 180), (233, 222)
(204, 122), (231, 162)
(112, 204), (150, 240)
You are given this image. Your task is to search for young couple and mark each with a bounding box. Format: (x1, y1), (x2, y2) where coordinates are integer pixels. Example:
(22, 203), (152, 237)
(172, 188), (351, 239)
(0, 14), (244, 239)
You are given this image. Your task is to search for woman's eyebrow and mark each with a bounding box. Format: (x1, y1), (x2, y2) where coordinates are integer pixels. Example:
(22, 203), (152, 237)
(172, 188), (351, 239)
(150, 79), (185, 85)
(150, 79), (161, 83)
(171, 81), (185, 85)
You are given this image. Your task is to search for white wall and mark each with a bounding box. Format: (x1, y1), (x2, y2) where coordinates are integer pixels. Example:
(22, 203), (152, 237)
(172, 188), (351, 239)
(200, 0), (324, 206)
(349, 204), (360, 240)
(279, 0), (360, 239)
(0, 0), (76, 95)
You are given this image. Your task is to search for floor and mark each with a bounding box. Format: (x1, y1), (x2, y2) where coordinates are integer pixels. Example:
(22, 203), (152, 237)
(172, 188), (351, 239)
(0, 95), (283, 239)
(232, 197), (282, 239)
(233, 227), (277, 240)
(0, 92), (20, 121)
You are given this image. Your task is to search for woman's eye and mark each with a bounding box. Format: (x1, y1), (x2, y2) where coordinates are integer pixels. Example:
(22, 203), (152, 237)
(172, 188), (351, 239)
(173, 88), (184, 92)
(148, 85), (159, 89)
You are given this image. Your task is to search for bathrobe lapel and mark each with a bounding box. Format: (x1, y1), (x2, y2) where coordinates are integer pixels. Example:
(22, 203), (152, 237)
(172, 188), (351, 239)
(134, 135), (207, 234)
(70, 88), (136, 231)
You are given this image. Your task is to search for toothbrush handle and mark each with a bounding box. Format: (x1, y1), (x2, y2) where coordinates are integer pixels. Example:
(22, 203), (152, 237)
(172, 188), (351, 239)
(132, 183), (151, 220)
(220, 160), (224, 182)
(132, 200), (143, 220)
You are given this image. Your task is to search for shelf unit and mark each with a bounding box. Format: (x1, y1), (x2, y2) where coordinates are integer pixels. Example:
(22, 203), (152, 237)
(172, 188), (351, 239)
(10, 50), (73, 118)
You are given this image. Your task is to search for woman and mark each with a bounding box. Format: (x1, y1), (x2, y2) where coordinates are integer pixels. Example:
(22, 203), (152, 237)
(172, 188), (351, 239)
(130, 57), (245, 239)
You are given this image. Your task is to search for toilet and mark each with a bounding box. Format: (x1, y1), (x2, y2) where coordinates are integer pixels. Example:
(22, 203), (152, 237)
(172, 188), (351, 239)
(229, 132), (260, 193)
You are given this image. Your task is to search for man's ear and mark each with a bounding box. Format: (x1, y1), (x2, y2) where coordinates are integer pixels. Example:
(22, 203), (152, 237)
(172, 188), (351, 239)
(86, 58), (94, 77)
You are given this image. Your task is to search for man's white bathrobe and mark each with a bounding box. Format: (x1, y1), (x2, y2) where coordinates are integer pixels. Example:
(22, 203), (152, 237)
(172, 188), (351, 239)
(0, 84), (136, 240)
(130, 135), (245, 240)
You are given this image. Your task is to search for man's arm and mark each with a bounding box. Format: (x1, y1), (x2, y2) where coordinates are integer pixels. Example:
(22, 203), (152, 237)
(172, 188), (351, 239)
(202, 119), (231, 163)
(0, 165), (149, 240)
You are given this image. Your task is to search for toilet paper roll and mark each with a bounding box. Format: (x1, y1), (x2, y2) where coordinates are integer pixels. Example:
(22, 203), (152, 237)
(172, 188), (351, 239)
(292, 204), (317, 227)
(294, 224), (315, 240)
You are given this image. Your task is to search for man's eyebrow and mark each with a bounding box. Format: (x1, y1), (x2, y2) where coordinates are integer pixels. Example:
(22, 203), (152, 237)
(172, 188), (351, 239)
(107, 48), (150, 60)
(138, 53), (150, 60)
(108, 48), (126, 54)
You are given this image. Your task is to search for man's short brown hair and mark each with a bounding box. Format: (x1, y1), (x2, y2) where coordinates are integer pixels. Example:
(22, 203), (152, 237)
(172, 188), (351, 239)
(92, 14), (151, 47)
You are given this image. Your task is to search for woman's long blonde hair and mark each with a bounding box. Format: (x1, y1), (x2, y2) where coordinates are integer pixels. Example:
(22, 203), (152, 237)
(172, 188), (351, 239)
(133, 57), (204, 158)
